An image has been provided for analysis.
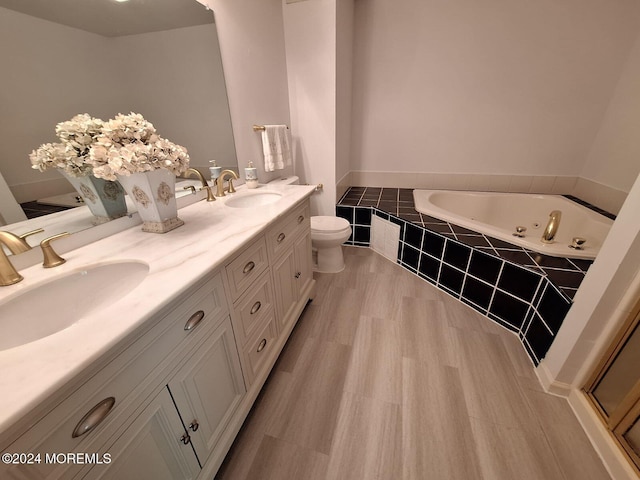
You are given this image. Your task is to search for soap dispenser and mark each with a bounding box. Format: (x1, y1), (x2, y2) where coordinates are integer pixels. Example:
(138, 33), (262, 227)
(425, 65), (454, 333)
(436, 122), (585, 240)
(245, 162), (258, 189)
(209, 160), (221, 182)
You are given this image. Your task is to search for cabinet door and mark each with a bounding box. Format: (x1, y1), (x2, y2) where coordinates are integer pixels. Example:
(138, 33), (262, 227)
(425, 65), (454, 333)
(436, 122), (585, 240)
(84, 388), (200, 480)
(168, 316), (245, 465)
(294, 232), (313, 301)
(272, 249), (298, 332)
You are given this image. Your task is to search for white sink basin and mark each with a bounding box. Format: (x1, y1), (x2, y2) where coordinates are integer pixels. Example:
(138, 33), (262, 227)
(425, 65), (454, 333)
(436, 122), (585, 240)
(0, 261), (149, 351)
(225, 191), (283, 208)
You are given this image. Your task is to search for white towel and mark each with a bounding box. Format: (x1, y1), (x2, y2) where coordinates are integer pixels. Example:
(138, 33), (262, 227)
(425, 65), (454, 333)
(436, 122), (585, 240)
(261, 125), (291, 172)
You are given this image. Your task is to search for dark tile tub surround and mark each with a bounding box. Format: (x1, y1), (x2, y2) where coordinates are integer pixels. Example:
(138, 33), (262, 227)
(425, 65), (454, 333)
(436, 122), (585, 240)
(337, 187), (605, 365)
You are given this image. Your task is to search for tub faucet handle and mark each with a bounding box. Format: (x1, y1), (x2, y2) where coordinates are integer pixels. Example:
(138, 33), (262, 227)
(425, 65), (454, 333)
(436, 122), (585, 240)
(513, 226), (527, 238)
(569, 237), (586, 250)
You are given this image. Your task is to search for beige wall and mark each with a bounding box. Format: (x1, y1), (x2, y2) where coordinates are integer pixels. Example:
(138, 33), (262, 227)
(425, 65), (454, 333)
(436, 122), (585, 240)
(207, 0), (293, 184)
(0, 7), (115, 197)
(283, 0), (337, 216)
(1, 7), (235, 202)
(581, 29), (640, 193)
(350, 0), (640, 181)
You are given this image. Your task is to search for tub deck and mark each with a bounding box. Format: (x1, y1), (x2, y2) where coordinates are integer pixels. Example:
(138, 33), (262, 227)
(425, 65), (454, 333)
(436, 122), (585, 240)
(338, 187), (598, 300)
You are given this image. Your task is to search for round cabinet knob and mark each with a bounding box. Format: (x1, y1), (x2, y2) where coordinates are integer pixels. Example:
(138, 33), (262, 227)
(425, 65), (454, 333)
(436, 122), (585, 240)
(277, 233), (286, 243)
(297, 215), (304, 224)
(257, 338), (267, 352)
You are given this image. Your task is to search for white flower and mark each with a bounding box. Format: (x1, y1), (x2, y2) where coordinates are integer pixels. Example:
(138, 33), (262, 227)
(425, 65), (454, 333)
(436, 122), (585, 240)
(30, 114), (105, 177)
(88, 113), (189, 181)
(31, 112), (189, 181)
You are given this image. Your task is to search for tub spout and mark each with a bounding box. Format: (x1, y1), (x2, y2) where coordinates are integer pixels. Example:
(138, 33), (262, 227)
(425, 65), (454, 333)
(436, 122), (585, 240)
(541, 210), (562, 244)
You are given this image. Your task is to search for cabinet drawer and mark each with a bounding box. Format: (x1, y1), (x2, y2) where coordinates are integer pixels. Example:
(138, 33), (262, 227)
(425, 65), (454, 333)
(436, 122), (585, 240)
(266, 202), (310, 260)
(239, 313), (279, 386)
(2, 273), (227, 480)
(230, 270), (275, 346)
(225, 237), (269, 301)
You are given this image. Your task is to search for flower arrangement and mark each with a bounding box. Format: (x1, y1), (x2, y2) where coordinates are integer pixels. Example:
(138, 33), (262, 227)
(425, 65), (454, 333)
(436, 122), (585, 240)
(29, 114), (104, 177)
(88, 113), (190, 181)
(29, 112), (190, 181)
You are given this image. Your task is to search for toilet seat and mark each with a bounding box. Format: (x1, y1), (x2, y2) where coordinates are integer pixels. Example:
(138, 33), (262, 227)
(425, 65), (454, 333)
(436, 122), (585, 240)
(311, 216), (350, 233)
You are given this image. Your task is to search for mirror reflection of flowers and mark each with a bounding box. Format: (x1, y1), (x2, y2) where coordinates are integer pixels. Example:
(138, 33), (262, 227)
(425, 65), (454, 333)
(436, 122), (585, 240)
(88, 112), (190, 181)
(29, 114), (104, 177)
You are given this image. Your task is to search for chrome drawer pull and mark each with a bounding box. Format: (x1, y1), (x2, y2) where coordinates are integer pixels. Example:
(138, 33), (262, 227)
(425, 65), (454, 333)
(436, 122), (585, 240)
(257, 338), (267, 352)
(180, 433), (191, 445)
(297, 215), (304, 224)
(243, 261), (256, 274)
(72, 397), (116, 438)
(250, 301), (262, 315)
(277, 232), (286, 243)
(189, 421), (199, 432)
(184, 310), (205, 331)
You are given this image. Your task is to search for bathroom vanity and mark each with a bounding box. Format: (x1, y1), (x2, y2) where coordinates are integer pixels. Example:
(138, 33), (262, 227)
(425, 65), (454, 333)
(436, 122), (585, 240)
(0, 184), (315, 479)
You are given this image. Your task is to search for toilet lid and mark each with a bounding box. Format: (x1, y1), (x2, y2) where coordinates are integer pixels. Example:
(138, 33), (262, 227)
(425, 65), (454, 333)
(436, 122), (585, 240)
(311, 216), (350, 233)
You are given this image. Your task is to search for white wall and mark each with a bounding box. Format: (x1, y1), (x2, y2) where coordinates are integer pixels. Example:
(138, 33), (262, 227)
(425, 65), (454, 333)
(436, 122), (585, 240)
(207, 0), (293, 184)
(581, 29), (640, 194)
(283, 0), (337, 216)
(336, 0), (355, 200)
(350, 0), (640, 179)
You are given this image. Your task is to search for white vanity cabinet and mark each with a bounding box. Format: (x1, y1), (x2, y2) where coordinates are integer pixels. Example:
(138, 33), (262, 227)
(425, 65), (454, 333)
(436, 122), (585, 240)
(84, 315), (244, 480)
(224, 237), (279, 386)
(1, 272), (243, 480)
(268, 202), (313, 333)
(0, 193), (316, 480)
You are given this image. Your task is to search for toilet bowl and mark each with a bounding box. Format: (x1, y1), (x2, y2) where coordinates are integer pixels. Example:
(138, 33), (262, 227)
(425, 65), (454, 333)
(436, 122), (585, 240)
(268, 176), (352, 273)
(310, 216), (352, 273)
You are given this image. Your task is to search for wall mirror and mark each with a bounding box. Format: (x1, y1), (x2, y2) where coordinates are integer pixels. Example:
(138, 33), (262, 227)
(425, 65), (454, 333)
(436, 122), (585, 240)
(0, 0), (237, 247)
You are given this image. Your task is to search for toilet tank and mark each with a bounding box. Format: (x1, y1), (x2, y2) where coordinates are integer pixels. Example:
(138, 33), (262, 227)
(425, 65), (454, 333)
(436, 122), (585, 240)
(268, 176), (299, 186)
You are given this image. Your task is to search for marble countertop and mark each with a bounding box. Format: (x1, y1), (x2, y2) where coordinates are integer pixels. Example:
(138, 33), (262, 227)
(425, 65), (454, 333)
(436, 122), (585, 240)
(0, 183), (315, 435)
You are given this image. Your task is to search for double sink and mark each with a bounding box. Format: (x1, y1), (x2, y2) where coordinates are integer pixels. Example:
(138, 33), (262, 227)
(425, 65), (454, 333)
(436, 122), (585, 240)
(0, 189), (283, 352)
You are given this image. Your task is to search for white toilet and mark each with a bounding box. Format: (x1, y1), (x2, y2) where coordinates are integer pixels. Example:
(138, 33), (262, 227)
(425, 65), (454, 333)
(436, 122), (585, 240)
(268, 176), (352, 273)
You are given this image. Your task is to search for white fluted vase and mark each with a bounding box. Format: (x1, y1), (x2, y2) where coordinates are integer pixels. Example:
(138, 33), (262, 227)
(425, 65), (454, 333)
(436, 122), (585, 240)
(60, 171), (127, 225)
(117, 169), (183, 233)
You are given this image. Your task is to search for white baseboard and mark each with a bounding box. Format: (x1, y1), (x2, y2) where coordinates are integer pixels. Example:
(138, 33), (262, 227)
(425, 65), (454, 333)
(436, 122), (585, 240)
(536, 359), (572, 397)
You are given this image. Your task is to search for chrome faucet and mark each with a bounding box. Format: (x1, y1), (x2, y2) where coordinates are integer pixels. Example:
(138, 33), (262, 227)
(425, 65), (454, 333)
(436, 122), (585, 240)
(216, 169), (239, 197)
(184, 168), (215, 202)
(541, 210), (562, 244)
(0, 229), (43, 286)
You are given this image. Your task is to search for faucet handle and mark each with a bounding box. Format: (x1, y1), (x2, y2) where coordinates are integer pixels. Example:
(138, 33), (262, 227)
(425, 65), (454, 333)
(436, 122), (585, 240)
(227, 178), (236, 194)
(19, 228), (45, 244)
(40, 232), (70, 268)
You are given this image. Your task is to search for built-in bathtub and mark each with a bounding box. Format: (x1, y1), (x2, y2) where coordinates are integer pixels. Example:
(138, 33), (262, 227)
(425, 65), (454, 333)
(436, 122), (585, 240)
(413, 190), (614, 259)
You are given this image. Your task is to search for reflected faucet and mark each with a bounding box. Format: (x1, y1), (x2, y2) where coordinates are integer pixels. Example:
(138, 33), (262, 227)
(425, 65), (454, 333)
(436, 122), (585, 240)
(541, 210), (562, 244)
(216, 170), (239, 197)
(0, 229), (43, 286)
(184, 168), (215, 202)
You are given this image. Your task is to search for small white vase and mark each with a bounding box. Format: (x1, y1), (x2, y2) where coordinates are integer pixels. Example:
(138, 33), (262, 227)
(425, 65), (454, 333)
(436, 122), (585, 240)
(60, 171), (127, 225)
(117, 169), (183, 233)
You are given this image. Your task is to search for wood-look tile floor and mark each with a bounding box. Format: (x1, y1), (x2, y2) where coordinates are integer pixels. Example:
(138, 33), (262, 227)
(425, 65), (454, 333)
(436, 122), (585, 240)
(216, 247), (610, 480)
